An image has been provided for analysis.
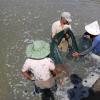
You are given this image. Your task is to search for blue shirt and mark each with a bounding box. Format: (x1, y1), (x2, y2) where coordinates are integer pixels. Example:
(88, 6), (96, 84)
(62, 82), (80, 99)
(92, 34), (100, 54)
(80, 34), (100, 56)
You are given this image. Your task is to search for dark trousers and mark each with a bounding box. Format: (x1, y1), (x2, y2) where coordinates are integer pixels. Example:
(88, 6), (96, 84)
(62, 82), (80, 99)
(33, 84), (57, 100)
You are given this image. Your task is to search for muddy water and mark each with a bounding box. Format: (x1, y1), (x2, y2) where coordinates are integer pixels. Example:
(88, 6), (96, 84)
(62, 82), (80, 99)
(0, 0), (100, 100)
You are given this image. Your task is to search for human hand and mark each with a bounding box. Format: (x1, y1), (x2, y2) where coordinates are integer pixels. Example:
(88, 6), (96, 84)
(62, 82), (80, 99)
(30, 76), (35, 81)
(72, 51), (80, 57)
(84, 35), (90, 39)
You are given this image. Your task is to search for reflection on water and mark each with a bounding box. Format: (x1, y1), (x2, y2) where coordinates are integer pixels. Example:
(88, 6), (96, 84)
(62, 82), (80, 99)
(0, 0), (100, 100)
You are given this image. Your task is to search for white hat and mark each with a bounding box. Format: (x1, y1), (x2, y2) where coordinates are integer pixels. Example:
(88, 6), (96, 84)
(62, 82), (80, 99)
(85, 21), (100, 35)
(26, 40), (50, 59)
(61, 12), (72, 22)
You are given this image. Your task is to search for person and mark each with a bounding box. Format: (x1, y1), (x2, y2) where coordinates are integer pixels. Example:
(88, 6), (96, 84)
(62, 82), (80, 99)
(51, 12), (72, 52)
(73, 21), (100, 63)
(21, 40), (69, 96)
(51, 12), (72, 37)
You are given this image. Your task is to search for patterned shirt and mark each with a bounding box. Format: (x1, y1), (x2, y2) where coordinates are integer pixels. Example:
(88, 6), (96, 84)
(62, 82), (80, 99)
(22, 58), (55, 81)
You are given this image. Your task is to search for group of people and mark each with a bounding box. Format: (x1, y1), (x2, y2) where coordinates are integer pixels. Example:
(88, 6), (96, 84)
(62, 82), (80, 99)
(21, 12), (100, 99)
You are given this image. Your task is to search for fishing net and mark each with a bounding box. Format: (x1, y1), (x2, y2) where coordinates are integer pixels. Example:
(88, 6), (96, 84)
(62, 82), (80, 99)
(78, 37), (92, 52)
(50, 40), (63, 64)
(49, 28), (92, 64)
(49, 28), (79, 64)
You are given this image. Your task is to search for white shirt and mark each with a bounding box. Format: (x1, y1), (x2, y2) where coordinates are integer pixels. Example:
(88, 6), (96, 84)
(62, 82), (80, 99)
(22, 58), (55, 81)
(52, 20), (71, 37)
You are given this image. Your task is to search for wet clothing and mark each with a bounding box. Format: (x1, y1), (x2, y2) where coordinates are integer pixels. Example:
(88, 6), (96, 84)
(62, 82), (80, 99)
(22, 58), (56, 89)
(80, 34), (100, 56)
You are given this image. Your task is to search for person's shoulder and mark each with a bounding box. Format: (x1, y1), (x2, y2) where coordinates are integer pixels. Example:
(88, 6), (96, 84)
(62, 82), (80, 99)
(45, 58), (54, 63)
(44, 57), (52, 61)
(95, 34), (100, 40)
(64, 24), (72, 29)
(97, 34), (100, 38)
(52, 20), (60, 26)
(25, 58), (34, 62)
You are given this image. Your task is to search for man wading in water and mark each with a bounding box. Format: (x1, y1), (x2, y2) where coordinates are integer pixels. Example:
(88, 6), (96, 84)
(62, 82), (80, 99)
(21, 40), (69, 100)
(72, 21), (100, 63)
(51, 12), (72, 52)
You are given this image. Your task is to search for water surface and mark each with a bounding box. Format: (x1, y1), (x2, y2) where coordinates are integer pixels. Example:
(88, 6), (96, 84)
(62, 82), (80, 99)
(0, 0), (100, 99)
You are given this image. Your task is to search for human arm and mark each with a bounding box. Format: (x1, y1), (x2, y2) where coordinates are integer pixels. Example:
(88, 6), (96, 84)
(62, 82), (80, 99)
(53, 64), (69, 86)
(21, 71), (34, 81)
(21, 59), (34, 81)
(51, 23), (57, 38)
(55, 64), (69, 77)
(72, 36), (100, 57)
(50, 63), (69, 79)
(72, 46), (92, 57)
(72, 41), (98, 57)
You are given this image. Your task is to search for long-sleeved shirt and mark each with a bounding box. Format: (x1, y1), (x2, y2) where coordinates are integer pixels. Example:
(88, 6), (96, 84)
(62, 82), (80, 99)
(80, 34), (100, 56)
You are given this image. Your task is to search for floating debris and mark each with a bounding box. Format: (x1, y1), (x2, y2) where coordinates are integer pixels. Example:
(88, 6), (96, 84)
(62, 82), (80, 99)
(28, 11), (32, 15)
(34, 16), (40, 19)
